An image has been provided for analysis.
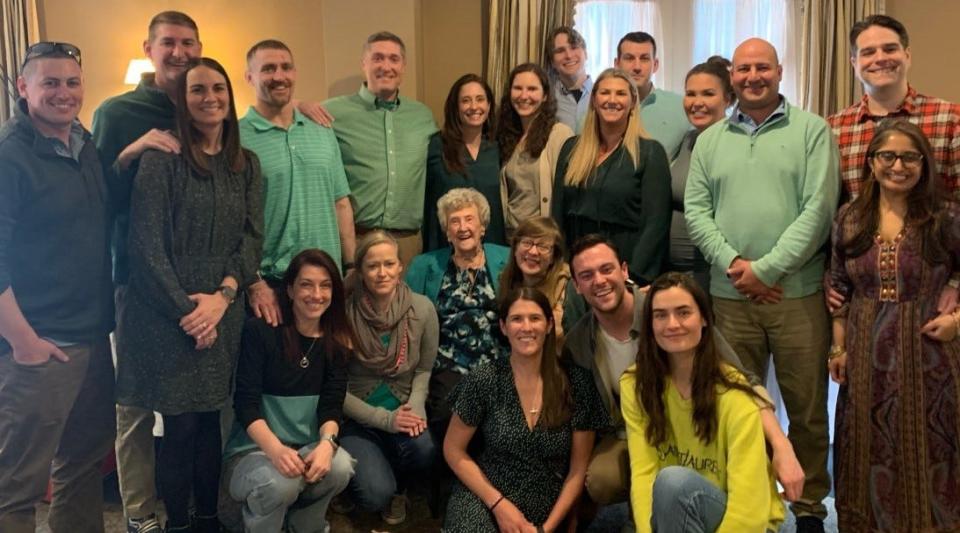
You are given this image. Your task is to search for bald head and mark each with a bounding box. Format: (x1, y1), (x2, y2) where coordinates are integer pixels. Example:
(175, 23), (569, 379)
(730, 38), (782, 119)
(733, 38), (779, 66)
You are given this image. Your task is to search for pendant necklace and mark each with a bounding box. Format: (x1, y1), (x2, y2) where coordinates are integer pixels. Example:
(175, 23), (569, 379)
(300, 336), (319, 368)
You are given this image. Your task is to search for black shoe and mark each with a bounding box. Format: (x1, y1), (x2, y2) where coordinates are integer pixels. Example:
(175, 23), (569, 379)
(192, 515), (221, 533)
(796, 516), (825, 533)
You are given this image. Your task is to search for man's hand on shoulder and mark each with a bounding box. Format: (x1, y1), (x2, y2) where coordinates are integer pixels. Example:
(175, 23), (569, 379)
(116, 129), (180, 171)
(295, 100), (334, 127)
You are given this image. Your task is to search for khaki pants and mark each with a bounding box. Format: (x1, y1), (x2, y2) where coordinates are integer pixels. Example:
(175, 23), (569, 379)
(0, 338), (116, 533)
(355, 227), (422, 269)
(115, 404), (157, 519)
(114, 284), (158, 520)
(713, 293), (831, 519)
(585, 433), (630, 505)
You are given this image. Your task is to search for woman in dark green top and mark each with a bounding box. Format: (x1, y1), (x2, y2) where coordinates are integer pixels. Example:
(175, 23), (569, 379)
(424, 74), (505, 251)
(552, 68), (671, 286)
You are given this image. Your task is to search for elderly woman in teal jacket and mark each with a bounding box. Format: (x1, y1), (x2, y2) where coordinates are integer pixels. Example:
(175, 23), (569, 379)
(405, 187), (510, 433)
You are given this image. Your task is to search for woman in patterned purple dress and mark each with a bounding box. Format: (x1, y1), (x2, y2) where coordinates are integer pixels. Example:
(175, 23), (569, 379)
(828, 119), (960, 532)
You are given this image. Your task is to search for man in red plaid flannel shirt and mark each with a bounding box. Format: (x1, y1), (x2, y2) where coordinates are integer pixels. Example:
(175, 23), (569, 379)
(826, 14), (960, 314)
(828, 14), (959, 203)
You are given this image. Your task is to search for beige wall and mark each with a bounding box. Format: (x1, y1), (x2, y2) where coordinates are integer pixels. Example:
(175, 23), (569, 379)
(36, 0), (484, 127)
(886, 0), (960, 102)
(420, 0), (485, 127)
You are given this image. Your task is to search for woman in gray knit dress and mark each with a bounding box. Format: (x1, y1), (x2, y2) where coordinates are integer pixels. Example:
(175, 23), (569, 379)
(117, 57), (263, 533)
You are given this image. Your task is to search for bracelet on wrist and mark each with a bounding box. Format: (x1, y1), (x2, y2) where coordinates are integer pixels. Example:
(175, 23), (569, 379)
(489, 494), (504, 511)
(827, 344), (846, 362)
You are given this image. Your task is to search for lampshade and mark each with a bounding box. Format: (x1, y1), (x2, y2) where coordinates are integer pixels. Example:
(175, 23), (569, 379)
(124, 59), (154, 85)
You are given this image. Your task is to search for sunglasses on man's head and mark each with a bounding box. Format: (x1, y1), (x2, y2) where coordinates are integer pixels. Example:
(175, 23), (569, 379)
(21, 42), (82, 70)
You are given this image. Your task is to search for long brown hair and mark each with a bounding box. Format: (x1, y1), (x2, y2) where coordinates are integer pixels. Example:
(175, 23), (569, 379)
(632, 272), (768, 446)
(174, 57), (246, 176)
(499, 217), (569, 309)
(497, 63), (558, 162)
(839, 119), (950, 265)
(279, 249), (355, 365)
(441, 74), (496, 175)
(499, 287), (571, 428)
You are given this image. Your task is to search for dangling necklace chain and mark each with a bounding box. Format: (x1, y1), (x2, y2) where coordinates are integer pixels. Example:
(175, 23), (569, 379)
(300, 337), (319, 368)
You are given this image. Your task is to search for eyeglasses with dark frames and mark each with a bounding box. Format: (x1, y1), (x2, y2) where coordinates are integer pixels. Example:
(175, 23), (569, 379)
(21, 42), (82, 70)
(871, 150), (923, 168)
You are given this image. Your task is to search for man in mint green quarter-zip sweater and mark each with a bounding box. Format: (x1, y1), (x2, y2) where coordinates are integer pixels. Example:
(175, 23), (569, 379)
(684, 38), (839, 533)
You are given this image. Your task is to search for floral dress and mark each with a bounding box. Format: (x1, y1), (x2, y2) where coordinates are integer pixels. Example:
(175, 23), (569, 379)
(434, 258), (507, 374)
(830, 203), (960, 531)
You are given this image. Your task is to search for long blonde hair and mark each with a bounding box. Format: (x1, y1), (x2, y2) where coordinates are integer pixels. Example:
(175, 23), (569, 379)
(563, 68), (649, 187)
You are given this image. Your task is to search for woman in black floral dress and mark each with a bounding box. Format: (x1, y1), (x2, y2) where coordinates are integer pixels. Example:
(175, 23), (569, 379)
(443, 287), (608, 532)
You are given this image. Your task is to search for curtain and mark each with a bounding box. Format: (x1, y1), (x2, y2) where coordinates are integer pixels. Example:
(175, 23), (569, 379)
(486, 0), (575, 99)
(574, 0), (662, 83)
(0, 0), (38, 123)
(692, 0), (798, 103)
(572, 0), (800, 101)
(797, 0), (885, 116)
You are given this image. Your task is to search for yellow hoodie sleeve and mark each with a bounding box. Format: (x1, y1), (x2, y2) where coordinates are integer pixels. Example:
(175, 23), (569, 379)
(620, 368), (659, 533)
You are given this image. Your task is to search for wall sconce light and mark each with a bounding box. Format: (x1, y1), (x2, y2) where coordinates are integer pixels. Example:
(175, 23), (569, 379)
(124, 59), (154, 85)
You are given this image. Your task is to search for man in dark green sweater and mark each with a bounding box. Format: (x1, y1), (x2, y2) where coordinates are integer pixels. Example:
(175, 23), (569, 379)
(91, 11), (201, 533)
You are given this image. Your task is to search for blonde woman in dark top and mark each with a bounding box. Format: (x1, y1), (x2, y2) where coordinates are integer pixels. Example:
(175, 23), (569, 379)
(552, 68), (671, 286)
(340, 231), (439, 525)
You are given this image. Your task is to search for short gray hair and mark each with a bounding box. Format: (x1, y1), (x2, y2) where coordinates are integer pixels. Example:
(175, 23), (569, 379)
(437, 188), (491, 232)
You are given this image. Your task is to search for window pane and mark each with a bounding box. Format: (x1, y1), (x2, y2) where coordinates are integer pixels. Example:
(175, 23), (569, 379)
(574, 0), (663, 83)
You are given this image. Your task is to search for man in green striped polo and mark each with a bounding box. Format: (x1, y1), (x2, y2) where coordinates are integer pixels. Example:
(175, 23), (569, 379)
(240, 39), (355, 326)
(324, 31), (438, 267)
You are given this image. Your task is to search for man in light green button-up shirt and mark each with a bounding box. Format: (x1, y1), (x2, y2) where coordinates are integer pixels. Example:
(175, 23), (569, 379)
(324, 31), (438, 267)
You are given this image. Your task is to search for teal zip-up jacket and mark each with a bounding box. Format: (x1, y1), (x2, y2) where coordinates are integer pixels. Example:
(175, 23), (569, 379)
(684, 100), (840, 299)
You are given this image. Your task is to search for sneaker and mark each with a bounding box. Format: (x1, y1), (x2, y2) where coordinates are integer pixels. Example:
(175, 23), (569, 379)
(381, 493), (408, 525)
(331, 494), (356, 514)
(796, 516), (825, 533)
(127, 514), (162, 533)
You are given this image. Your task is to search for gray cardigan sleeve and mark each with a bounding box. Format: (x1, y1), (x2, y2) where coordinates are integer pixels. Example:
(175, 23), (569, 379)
(343, 391), (395, 432)
(408, 298), (439, 419)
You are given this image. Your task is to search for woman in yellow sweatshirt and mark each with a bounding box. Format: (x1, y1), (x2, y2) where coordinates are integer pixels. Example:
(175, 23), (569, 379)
(620, 272), (784, 533)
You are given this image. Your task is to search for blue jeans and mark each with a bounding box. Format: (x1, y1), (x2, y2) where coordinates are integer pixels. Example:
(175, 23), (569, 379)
(227, 444), (354, 533)
(651, 466), (726, 533)
(339, 420), (436, 511)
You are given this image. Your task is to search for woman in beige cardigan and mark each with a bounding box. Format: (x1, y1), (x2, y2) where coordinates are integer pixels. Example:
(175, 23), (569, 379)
(340, 231), (439, 526)
(497, 63), (573, 239)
